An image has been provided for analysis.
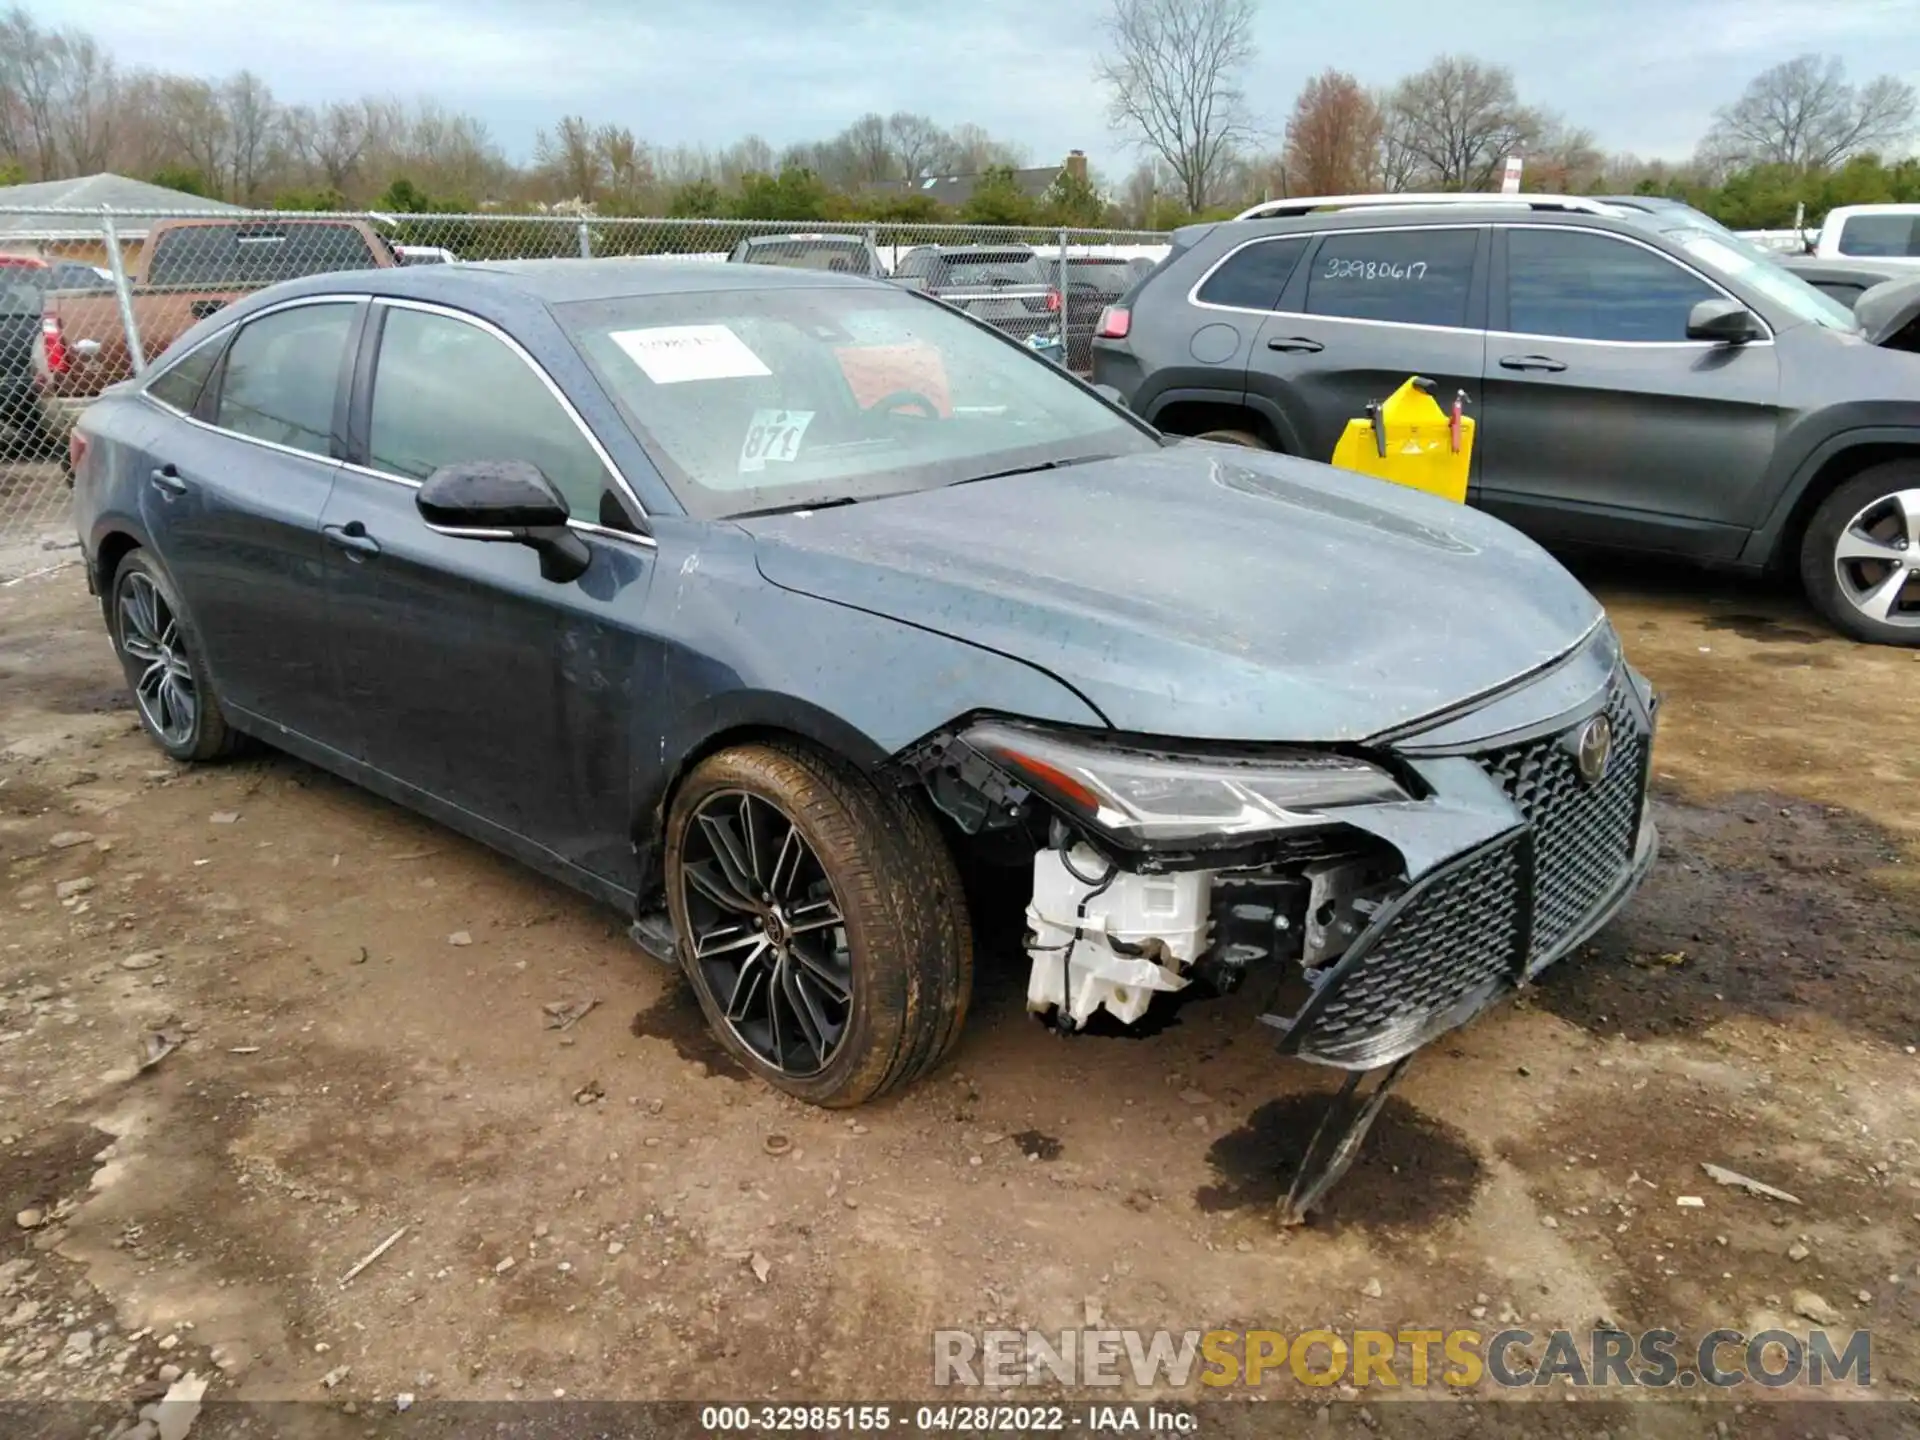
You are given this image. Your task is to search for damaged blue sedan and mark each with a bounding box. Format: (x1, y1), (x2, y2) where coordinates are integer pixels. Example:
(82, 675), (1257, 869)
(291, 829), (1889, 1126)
(71, 259), (1656, 1221)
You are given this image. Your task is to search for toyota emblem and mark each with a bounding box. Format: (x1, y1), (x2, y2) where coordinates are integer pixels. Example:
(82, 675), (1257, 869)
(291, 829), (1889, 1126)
(1574, 714), (1613, 788)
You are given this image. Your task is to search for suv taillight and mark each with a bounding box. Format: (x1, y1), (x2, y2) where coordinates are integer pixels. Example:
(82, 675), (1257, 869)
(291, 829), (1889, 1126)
(41, 315), (69, 375)
(1046, 289), (1061, 313)
(1096, 305), (1131, 340)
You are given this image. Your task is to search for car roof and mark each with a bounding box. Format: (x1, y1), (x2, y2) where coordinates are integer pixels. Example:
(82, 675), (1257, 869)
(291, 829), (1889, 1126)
(923, 244), (1038, 255)
(1199, 205), (1660, 239)
(743, 232), (865, 244)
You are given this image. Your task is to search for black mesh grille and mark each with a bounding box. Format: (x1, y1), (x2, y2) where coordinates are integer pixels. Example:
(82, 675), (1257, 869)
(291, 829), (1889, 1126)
(1476, 681), (1648, 967)
(1289, 837), (1527, 1067)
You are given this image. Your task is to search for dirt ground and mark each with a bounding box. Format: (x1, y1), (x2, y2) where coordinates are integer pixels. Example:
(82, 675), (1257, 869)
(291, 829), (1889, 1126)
(1, 534), (1918, 1436)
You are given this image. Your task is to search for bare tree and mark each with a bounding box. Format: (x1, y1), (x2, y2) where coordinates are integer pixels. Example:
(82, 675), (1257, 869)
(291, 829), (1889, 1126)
(594, 124), (651, 206)
(1096, 0), (1257, 212)
(837, 112), (894, 185)
(885, 111), (946, 179)
(1704, 54), (1917, 170)
(1282, 69), (1382, 196)
(941, 122), (1026, 174)
(535, 115), (602, 201)
(1386, 55), (1540, 191)
(1372, 89), (1423, 192)
(157, 76), (228, 193)
(0, 5), (119, 180)
(221, 71), (276, 202)
(1523, 118), (1604, 193)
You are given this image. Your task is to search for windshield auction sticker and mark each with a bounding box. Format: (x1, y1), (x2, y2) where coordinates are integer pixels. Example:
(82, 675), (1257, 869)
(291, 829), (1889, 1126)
(739, 409), (815, 472)
(611, 324), (772, 384)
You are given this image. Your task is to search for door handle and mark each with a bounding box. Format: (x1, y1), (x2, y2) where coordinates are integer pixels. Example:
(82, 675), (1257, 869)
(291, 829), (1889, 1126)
(322, 521), (381, 559)
(1498, 354), (1568, 373)
(1266, 336), (1324, 353)
(148, 464), (188, 497)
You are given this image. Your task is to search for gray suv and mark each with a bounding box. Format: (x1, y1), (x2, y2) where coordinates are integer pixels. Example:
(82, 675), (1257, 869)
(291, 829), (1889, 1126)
(1093, 198), (1920, 646)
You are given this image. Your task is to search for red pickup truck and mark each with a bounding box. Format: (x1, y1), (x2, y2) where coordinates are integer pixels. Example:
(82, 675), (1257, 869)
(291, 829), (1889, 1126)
(34, 216), (396, 439)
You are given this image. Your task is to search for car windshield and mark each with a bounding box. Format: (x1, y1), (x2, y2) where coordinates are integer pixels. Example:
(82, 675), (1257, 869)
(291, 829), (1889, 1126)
(1667, 228), (1860, 332)
(744, 240), (873, 274)
(558, 284), (1151, 519)
(937, 255), (1045, 287)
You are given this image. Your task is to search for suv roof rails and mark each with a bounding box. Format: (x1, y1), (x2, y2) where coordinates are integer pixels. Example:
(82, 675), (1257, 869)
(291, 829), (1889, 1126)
(1232, 192), (1622, 222)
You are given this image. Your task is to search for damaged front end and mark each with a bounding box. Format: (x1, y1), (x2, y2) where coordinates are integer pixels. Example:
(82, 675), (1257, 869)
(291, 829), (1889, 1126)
(902, 626), (1659, 1222)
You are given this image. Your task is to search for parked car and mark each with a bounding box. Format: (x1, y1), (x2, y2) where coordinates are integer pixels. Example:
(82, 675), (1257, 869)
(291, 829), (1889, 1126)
(1812, 204), (1920, 267)
(395, 245), (460, 267)
(1061, 257), (1142, 370)
(1776, 254), (1910, 310)
(888, 244), (1060, 346)
(35, 216), (397, 439)
(1093, 194), (1920, 646)
(70, 260), (1656, 1212)
(0, 255), (113, 459)
(727, 233), (885, 278)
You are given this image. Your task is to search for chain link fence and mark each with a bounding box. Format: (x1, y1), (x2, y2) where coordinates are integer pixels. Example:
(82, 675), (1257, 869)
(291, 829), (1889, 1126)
(0, 205), (1169, 541)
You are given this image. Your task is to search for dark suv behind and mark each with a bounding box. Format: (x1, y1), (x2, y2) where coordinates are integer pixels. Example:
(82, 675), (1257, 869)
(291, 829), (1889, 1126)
(1093, 198), (1920, 645)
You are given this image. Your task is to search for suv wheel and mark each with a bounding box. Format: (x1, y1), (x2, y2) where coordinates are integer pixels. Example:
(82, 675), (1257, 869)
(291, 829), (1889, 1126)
(1193, 429), (1273, 450)
(1800, 465), (1920, 646)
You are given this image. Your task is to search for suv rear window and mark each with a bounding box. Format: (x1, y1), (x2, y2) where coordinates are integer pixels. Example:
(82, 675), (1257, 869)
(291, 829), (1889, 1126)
(1196, 236), (1309, 310)
(1837, 214), (1920, 258)
(936, 254), (1045, 287)
(743, 239), (876, 274)
(1067, 260), (1137, 297)
(148, 223), (380, 287)
(1304, 229), (1478, 328)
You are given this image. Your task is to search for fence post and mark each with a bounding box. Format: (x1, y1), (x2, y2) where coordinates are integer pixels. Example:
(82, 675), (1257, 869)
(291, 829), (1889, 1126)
(577, 221), (592, 259)
(1057, 227), (1070, 354)
(100, 207), (147, 376)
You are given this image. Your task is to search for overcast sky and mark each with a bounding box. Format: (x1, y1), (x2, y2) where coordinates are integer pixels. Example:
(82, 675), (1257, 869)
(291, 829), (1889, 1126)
(40, 0), (1920, 176)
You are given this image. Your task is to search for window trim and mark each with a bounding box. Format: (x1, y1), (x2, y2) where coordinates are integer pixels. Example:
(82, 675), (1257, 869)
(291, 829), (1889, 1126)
(351, 296), (654, 545)
(146, 293), (369, 466)
(1190, 233), (1311, 312)
(1491, 222), (1776, 348)
(1186, 223), (1489, 335)
(140, 329), (232, 417)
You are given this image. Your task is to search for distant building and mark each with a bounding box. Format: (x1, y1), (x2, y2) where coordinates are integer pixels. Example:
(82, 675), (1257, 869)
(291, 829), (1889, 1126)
(0, 173), (241, 265)
(867, 150), (1090, 209)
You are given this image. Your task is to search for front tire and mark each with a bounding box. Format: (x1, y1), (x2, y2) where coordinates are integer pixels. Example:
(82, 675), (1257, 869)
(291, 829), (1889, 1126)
(1799, 465), (1920, 646)
(665, 743), (972, 1107)
(109, 551), (243, 762)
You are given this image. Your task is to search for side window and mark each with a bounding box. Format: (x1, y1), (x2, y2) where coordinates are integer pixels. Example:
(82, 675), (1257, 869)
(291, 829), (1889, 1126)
(146, 338), (223, 414)
(1305, 229), (1479, 329)
(1195, 236), (1309, 310)
(369, 306), (612, 521)
(1506, 229), (1721, 342)
(213, 303), (355, 456)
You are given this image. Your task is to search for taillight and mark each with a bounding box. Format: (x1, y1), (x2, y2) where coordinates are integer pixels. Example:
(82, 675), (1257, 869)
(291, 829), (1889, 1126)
(42, 315), (69, 375)
(1096, 305), (1131, 340)
(1046, 289), (1061, 313)
(68, 429), (89, 474)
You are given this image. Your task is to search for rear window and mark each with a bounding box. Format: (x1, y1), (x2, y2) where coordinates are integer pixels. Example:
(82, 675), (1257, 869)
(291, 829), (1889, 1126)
(1304, 228), (1478, 329)
(1837, 214), (1920, 259)
(743, 239), (876, 275)
(147, 223), (380, 287)
(936, 254), (1045, 287)
(1196, 236), (1309, 310)
(1067, 260), (1136, 297)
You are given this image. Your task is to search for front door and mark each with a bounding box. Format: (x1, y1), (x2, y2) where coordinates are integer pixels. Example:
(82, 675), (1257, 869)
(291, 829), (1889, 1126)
(146, 299), (359, 740)
(1476, 226), (1784, 560)
(320, 300), (659, 894)
(1243, 225), (1487, 465)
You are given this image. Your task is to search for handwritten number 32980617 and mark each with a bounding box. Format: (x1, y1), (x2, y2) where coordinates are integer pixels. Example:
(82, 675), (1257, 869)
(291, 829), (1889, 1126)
(1324, 258), (1429, 281)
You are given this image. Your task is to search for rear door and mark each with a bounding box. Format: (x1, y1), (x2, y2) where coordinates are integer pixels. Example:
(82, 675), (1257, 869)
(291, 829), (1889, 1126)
(147, 297), (360, 739)
(319, 298), (658, 892)
(1476, 225), (1783, 558)
(1245, 225), (1487, 461)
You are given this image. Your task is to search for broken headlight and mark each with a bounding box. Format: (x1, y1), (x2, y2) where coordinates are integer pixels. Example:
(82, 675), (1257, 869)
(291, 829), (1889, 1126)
(962, 720), (1408, 848)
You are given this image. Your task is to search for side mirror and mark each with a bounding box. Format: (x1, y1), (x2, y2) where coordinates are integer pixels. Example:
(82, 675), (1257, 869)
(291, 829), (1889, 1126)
(415, 460), (591, 584)
(1687, 298), (1763, 345)
(1092, 383), (1128, 410)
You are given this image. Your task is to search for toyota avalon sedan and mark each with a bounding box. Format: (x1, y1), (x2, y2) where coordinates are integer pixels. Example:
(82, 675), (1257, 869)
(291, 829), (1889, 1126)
(71, 259), (1657, 1218)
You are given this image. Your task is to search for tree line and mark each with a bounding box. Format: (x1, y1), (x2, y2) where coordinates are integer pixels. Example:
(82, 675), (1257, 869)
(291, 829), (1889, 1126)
(2, 0), (1916, 233)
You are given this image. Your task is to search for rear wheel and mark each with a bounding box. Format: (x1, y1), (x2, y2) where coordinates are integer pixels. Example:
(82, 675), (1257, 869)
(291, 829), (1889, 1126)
(1193, 428), (1273, 450)
(1799, 464), (1920, 646)
(109, 551), (244, 761)
(665, 743), (971, 1107)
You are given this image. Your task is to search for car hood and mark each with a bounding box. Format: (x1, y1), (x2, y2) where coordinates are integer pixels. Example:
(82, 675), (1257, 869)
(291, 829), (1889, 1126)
(743, 446), (1605, 743)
